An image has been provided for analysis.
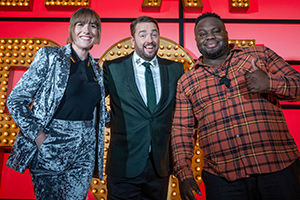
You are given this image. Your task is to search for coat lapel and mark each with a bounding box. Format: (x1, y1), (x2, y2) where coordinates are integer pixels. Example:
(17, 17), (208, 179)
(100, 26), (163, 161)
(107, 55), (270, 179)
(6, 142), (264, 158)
(45, 45), (71, 121)
(124, 55), (171, 114)
(125, 54), (149, 110)
(153, 57), (169, 114)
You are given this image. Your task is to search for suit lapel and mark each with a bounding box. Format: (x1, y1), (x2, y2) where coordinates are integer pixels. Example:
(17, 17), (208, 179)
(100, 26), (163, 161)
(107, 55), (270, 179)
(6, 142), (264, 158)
(45, 44), (71, 121)
(125, 54), (149, 110)
(153, 57), (169, 113)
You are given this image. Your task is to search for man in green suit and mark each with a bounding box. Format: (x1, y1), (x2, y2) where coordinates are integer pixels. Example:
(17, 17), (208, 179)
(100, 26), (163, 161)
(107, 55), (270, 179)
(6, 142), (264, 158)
(103, 16), (184, 200)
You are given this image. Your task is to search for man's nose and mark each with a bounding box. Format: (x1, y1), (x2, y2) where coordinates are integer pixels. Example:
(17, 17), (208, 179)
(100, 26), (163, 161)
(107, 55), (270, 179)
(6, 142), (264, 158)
(146, 35), (154, 42)
(206, 32), (216, 39)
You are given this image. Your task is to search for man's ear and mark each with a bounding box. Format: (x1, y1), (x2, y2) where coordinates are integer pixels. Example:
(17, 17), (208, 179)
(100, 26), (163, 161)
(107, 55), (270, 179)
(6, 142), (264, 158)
(131, 36), (135, 45)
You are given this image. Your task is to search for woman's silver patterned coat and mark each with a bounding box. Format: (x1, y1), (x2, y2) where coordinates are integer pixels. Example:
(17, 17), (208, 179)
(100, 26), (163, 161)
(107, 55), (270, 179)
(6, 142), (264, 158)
(6, 44), (109, 180)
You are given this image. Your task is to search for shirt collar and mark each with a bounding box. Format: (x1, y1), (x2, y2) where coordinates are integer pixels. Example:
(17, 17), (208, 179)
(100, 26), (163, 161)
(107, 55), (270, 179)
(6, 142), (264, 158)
(70, 45), (90, 67)
(133, 51), (158, 68)
(194, 44), (243, 70)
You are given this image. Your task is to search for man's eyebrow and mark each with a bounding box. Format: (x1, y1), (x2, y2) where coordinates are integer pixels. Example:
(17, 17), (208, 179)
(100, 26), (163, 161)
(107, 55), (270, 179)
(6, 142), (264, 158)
(138, 30), (147, 34)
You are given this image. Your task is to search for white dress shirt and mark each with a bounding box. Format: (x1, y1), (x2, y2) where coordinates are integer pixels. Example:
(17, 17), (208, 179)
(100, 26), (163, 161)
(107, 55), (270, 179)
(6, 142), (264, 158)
(132, 52), (161, 106)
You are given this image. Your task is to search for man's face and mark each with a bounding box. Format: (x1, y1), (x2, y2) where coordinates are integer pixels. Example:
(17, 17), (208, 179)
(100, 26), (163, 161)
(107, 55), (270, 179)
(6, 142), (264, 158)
(131, 22), (159, 61)
(194, 17), (230, 59)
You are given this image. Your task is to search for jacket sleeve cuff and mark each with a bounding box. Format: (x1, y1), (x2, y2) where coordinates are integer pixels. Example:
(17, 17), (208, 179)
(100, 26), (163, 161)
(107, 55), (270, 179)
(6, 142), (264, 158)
(175, 168), (194, 183)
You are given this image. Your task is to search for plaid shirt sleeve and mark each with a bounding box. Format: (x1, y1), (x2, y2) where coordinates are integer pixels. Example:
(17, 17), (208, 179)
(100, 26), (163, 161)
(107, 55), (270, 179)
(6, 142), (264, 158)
(258, 47), (300, 101)
(171, 74), (197, 182)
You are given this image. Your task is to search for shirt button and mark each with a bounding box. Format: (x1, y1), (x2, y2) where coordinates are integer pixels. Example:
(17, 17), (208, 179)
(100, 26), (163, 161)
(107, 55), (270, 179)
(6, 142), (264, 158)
(236, 135), (240, 137)
(149, 118), (153, 122)
(242, 153), (245, 156)
(231, 115), (235, 118)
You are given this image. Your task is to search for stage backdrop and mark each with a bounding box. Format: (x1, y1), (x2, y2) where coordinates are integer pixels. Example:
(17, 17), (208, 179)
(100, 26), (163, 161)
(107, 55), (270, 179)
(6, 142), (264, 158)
(0, 0), (299, 200)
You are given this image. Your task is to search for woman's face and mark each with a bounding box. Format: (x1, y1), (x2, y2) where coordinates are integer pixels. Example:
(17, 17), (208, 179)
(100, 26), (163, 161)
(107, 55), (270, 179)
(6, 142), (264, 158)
(72, 22), (98, 51)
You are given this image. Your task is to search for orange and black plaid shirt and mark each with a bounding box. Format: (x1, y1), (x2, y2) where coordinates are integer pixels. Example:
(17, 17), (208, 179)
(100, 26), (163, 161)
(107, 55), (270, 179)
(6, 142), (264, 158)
(171, 45), (300, 182)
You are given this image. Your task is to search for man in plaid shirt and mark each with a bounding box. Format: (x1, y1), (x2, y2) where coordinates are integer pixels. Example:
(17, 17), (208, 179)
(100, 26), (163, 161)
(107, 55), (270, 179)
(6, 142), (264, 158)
(171, 12), (300, 200)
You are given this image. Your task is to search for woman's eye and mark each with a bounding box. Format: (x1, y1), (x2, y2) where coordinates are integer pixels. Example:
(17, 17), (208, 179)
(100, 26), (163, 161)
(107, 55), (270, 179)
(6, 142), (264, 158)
(90, 24), (97, 29)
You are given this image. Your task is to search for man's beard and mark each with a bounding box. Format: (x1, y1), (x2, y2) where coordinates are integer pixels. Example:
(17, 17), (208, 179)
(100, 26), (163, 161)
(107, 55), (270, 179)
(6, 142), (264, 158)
(135, 43), (158, 61)
(199, 42), (228, 59)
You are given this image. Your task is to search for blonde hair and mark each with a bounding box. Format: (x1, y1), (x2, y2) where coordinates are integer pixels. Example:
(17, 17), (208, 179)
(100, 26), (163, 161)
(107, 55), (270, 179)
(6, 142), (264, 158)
(67, 8), (101, 44)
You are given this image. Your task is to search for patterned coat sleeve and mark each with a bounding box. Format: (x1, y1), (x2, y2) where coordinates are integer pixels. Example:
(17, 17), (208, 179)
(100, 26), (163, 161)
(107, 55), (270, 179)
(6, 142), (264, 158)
(6, 47), (50, 143)
(90, 58), (110, 180)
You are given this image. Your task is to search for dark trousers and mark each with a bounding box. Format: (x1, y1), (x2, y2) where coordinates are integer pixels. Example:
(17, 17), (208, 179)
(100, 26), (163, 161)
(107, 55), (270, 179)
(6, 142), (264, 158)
(107, 156), (169, 200)
(202, 159), (300, 200)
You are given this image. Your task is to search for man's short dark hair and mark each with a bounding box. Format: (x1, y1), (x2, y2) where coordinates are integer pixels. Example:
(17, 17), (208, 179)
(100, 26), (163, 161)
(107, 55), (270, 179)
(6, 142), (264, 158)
(130, 16), (159, 37)
(195, 12), (223, 27)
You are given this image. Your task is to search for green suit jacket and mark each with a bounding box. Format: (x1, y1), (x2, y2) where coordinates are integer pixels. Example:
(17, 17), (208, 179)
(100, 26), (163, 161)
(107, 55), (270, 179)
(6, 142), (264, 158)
(103, 53), (184, 178)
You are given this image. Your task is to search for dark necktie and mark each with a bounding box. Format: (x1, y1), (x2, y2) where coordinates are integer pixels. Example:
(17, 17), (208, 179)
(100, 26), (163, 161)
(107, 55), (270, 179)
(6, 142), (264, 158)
(142, 62), (156, 113)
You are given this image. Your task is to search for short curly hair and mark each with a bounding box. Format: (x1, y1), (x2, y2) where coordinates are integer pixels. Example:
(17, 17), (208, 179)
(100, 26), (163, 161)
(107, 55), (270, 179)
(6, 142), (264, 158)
(195, 12), (223, 27)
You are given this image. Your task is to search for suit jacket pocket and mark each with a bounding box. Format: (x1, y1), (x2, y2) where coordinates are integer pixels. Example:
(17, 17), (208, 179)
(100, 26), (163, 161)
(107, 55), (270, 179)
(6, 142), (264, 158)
(6, 130), (38, 173)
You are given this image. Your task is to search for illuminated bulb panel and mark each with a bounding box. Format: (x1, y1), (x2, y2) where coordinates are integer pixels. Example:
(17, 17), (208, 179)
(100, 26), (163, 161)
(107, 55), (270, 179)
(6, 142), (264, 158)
(0, 0), (33, 11)
(229, 0), (250, 13)
(0, 38), (60, 147)
(98, 37), (194, 72)
(142, 0), (162, 12)
(44, 0), (90, 10)
(228, 39), (255, 47)
(181, 0), (203, 12)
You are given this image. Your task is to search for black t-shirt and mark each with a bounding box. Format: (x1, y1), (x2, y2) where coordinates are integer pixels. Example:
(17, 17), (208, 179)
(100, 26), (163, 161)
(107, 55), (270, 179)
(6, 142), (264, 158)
(53, 47), (101, 120)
